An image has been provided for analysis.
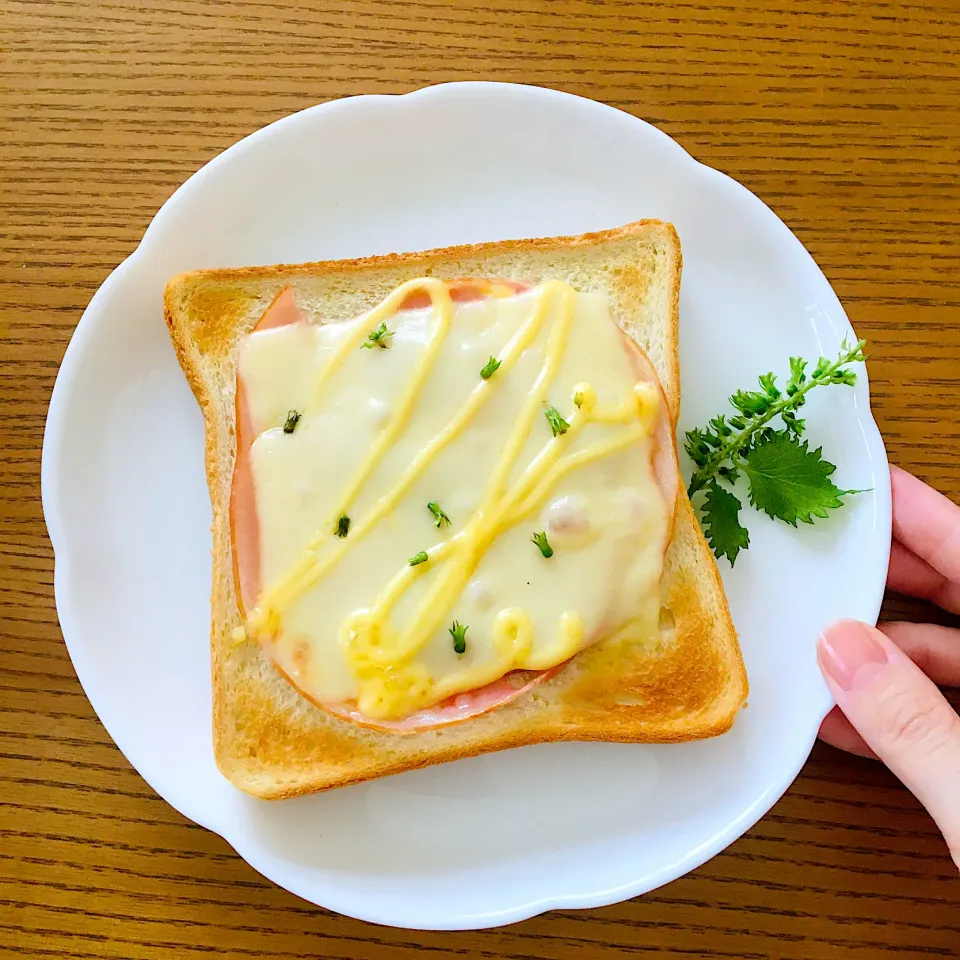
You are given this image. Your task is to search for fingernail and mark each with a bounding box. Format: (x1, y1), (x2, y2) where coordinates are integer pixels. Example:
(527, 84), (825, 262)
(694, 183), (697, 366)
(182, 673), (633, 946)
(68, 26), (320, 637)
(817, 620), (888, 692)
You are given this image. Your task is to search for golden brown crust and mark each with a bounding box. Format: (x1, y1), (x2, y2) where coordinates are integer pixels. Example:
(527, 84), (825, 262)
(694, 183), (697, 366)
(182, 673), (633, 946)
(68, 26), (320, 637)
(168, 219), (674, 287)
(666, 223), (682, 423)
(164, 219), (747, 799)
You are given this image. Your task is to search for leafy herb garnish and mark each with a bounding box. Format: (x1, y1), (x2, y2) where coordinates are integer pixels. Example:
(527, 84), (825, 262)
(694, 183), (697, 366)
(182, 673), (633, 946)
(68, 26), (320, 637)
(449, 620), (468, 655)
(408, 550), (428, 566)
(480, 355), (502, 380)
(283, 410), (301, 434)
(361, 321), (392, 349)
(700, 481), (750, 567)
(545, 406), (570, 437)
(531, 531), (554, 558)
(427, 501), (451, 527)
(686, 340), (866, 565)
(335, 514), (351, 538)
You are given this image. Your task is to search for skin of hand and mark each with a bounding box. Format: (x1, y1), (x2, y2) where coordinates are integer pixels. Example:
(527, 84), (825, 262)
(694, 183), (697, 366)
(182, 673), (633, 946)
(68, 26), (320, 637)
(818, 465), (960, 870)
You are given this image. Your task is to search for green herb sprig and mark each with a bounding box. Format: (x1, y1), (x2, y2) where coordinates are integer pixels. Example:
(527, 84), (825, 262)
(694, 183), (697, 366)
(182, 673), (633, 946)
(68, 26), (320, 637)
(449, 621), (468, 655)
(480, 355), (502, 380)
(531, 531), (554, 558)
(545, 406), (570, 437)
(408, 551), (429, 566)
(427, 501), (451, 528)
(282, 410), (301, 434)
(361, 321), (392, 349)
(335, 514), (351, 538)
(685, 340), (866, 566)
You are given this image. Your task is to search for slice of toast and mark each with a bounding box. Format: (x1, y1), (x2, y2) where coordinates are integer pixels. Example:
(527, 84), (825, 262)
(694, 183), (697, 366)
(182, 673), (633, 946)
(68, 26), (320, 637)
(165, 220), (747, 799)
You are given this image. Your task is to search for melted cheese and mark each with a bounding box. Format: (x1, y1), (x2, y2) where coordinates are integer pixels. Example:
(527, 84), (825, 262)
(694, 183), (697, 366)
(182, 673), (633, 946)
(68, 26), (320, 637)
(237, 280), (668, 720)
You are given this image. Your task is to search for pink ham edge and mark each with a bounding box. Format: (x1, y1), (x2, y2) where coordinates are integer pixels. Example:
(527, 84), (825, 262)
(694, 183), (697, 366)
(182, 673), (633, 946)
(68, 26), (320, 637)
(319, 670), (558, 733)
(232, 280), (676, 733)
(231, 287), (309, 616)
(618, 330), (680, 532)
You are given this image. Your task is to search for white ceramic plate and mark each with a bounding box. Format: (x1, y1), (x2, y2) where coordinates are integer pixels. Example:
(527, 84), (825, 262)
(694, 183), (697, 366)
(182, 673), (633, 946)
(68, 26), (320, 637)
(42, 82), (890, 929)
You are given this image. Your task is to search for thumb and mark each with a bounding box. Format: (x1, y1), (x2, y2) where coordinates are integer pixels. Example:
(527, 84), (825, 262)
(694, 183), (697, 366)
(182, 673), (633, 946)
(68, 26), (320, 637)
(818, 619), (960, 870)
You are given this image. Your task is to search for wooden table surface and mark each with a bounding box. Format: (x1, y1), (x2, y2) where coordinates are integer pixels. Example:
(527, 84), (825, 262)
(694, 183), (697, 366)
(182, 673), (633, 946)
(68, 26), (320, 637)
(2, 0), (959, 956)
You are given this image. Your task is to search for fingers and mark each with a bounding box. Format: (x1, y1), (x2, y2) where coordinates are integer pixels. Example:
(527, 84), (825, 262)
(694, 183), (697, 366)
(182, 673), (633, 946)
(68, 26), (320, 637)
(819, 705), (878, 759)
(820, 622), (960, 753)
(818, 619), (960, 870)
(887, 540), (960, 615)
(891, 465), (960, 584)
(819, 622), (960, 755)
(879, 621), (960, 687)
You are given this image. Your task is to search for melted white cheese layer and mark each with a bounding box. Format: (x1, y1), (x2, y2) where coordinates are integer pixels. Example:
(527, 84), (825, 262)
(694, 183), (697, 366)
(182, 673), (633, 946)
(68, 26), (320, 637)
(238, 283), (667, 718)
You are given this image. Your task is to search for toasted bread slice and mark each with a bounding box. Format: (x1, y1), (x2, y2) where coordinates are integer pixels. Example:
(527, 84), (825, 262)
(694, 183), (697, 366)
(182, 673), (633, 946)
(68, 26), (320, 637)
(164, 220), (747, 799)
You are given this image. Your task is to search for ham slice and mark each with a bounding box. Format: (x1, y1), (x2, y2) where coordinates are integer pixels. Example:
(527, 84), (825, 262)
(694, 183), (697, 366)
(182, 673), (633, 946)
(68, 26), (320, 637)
(231, 287), (308, 616)
(231, 280), (675, 732)
(319, 669), (557, 732)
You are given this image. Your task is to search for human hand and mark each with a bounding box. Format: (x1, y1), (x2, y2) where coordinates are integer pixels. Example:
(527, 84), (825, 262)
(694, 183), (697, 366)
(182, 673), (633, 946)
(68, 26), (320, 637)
(817, 465), (960, 870)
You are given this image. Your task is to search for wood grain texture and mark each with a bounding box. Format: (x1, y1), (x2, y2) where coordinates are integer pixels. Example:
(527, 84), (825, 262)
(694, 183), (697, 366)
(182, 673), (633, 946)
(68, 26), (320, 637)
(1, 0), (958, 955)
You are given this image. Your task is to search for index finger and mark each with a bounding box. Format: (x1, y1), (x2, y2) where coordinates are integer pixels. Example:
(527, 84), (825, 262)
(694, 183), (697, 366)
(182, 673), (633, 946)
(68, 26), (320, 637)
(891, 465), (960, 585)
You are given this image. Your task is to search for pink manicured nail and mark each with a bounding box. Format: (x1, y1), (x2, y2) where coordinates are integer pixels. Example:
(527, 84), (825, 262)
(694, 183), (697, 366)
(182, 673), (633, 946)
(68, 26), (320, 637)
(817, 620), (889, 692)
